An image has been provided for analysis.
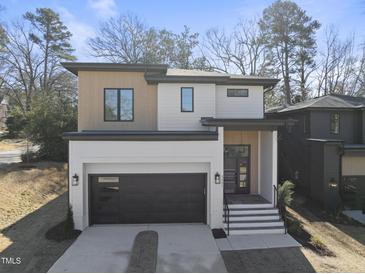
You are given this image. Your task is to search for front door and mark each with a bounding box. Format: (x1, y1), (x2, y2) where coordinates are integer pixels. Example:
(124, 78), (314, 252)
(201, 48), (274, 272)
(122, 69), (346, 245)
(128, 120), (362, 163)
(224, 145), (250, 194)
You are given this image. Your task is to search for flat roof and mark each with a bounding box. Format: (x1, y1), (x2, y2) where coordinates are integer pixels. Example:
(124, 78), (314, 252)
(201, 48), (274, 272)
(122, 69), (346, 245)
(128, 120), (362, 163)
(61, 62), (280, 88)
(61, 62), (168, 75)
(63, 130), (218, 141)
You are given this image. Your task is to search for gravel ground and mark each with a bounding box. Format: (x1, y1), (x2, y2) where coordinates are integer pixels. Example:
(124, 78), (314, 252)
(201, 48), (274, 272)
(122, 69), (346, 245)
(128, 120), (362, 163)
(221, 247), (315, 272)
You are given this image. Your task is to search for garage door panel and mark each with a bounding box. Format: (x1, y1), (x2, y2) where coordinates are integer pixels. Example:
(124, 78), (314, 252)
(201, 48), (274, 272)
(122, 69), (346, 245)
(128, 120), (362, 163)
(90, 173), (206, 224)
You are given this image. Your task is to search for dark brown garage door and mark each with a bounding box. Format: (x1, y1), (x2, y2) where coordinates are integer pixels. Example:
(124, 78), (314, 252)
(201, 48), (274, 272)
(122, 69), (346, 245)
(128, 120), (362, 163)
(89, 173), (206, 224)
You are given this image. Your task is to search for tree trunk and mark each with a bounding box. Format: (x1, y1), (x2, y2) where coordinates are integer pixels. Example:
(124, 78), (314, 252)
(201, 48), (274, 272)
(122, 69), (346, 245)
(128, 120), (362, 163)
(284, 44), (291, 105)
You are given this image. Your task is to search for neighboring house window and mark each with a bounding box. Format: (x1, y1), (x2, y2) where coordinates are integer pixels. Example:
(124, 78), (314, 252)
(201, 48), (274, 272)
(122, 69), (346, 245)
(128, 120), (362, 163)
(227, 88), (249, 97)
(104, 88), (134, 121)
(330, 113), (340, 134)
(181, 87), (194, 112)
(303, 115), (309, 133)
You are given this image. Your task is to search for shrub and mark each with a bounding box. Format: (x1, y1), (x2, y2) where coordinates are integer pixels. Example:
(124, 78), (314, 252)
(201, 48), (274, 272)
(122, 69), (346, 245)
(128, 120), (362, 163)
(278, 180), (295, 214)
(5, 107), (27, 137)
(25, 93), (77, 161)
(287, 216), (303, 236)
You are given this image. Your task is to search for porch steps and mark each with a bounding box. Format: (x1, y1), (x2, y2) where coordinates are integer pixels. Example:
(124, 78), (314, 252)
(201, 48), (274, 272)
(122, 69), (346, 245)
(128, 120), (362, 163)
(223, 204), (285, 235)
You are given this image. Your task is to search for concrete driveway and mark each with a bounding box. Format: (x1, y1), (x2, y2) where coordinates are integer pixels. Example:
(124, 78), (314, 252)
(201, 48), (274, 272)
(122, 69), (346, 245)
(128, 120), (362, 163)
(48, 224), (227, 273)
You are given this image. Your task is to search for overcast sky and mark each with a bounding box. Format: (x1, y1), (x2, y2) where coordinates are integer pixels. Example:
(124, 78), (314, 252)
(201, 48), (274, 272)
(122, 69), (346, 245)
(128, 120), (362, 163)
(1, 0), (365, 61)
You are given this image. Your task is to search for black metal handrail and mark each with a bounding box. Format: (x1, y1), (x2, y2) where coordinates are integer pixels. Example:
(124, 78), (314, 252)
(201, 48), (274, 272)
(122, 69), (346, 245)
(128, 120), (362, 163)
(223, 194), (230, 236)
(273, 185), (287, 234)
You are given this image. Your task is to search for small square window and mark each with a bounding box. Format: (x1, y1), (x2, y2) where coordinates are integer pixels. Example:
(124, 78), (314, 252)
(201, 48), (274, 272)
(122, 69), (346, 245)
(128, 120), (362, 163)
(181, 87), (194, 112)
(227, 89), (249, 97)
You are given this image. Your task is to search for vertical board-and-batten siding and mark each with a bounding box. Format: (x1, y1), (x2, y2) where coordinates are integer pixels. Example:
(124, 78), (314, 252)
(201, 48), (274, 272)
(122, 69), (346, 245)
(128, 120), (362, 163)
(215, 85), (264, 118)
(158, 83), (216, 130)
(78, 71), (158, 131)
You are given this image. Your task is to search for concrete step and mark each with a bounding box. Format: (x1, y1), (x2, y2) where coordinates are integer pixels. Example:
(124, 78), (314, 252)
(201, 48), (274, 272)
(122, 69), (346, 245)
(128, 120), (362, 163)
(224, 221), (284, 228)
(226, 214), (280, 221)
(228, 203), (273, 210)
(224, 227), (285, 235)
(223, 208), (279, 215)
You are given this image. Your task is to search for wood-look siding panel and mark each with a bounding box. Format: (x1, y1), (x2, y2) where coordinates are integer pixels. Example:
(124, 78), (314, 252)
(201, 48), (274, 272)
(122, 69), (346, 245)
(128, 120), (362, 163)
(342, 156), (365, 176)
(224, 130), (259, 194)
(78, 71), (157, 131)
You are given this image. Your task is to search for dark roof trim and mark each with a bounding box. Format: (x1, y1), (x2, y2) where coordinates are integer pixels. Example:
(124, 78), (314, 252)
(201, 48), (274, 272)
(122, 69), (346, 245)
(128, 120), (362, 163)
(63, 130), (218, 141)
(200, 117), (293, 130)
(344, 144), (365, 151)
(61, 62), (168, 75)
(306, 138), (344, 143)
(145, 74), (279, 89)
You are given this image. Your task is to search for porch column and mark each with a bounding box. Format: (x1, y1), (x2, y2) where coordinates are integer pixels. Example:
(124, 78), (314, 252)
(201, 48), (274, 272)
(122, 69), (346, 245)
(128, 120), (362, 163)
(259, 130), (277, 204)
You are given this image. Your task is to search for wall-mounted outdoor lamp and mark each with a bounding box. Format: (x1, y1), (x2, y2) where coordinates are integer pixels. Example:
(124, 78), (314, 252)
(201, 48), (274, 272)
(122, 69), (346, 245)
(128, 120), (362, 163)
(215, 172), (221, 184)
(328, 178), (338, 189)
(72, 173), (79, 186)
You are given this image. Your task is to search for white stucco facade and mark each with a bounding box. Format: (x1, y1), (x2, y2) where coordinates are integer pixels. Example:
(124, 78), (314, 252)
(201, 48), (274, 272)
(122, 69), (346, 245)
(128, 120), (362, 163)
(68, 127), (224, 231)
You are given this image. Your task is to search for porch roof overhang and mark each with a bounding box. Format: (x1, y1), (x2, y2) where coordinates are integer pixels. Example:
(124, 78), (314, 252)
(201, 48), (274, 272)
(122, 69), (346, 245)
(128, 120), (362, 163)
(200, 117), (294, 130)
(63, 130), (218, 141)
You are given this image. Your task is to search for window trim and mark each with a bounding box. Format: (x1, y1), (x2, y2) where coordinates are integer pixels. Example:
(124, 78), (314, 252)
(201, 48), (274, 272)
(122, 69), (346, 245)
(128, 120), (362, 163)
(104, 88), (134, 122)
(227, 88), (249, 97)
(330, 112), (340, 135)
(180, 87), (194, 112)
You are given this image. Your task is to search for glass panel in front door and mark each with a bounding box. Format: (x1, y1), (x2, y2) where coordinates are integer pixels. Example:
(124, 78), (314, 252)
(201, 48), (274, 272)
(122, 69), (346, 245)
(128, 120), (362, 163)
(238, 158), (249, 193)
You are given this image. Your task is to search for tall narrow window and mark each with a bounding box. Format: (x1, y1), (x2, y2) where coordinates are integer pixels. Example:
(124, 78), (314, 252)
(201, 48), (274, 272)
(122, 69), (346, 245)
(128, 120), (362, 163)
(181, 87), (194, 112)
(104, 89), (118, 121)
(330, 113), (340, 134)
(120, 89), (133, 121)
(104, 88), (134, 121)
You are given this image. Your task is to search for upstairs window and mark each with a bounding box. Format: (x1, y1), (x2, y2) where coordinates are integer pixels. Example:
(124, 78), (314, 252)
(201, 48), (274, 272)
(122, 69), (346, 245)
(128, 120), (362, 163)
(181, 87), (194, 112)
(227, 88), (249, 97)
(330, 113), (340, 134)
(104, 88), (134, 121)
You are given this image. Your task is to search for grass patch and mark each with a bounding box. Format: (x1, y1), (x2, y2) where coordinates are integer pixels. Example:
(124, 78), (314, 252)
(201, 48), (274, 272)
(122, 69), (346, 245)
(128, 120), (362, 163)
(287, 214), (335, 257)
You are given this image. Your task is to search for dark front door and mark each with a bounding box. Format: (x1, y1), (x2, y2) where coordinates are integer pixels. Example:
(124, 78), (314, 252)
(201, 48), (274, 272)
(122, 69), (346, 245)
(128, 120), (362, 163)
(224, 145), (250, 194)
(90, 173), (207, 224)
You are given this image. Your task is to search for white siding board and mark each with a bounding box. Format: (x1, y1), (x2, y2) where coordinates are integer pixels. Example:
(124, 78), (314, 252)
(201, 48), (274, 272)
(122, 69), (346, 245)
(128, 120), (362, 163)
(158, 83), (215, 130)
(215, 85), (264, 118)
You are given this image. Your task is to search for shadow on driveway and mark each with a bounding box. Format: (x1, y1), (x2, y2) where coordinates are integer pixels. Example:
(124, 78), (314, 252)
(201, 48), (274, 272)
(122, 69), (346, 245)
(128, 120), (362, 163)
(0, 193), (76, 273)
(221, 247), (315, 273)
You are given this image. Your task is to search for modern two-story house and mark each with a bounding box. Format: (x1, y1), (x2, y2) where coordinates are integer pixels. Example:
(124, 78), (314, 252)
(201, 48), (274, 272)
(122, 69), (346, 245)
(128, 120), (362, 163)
(268, 94), (365, 211)
(62, 62), (290, 235)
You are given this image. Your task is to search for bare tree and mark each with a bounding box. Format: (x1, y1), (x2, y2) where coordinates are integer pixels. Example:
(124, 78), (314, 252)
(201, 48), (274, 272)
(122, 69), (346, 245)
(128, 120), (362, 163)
(316, 27), (365, 96)
(88, 13), (203, 69)
(202, 19), (267, 75)
(0, 22), (43, 113)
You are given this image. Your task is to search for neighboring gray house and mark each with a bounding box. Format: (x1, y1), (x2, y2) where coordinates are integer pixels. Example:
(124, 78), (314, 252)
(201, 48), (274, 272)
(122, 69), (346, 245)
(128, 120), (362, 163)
(268, 94), (365, 211)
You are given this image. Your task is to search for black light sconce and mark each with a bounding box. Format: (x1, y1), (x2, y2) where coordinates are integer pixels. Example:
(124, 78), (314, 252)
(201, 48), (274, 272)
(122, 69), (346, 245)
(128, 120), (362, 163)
(215, 172), (221, 184)
(72, 173), (79, 186)
(328, 178), (337, 189)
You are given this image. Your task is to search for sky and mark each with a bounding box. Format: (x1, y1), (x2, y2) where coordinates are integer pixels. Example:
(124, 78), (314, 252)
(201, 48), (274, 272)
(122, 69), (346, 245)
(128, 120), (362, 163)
(1, 0), (365, 61)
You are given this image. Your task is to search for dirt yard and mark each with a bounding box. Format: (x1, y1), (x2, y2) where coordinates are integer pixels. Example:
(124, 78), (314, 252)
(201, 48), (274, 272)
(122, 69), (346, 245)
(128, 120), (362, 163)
(0, 162), (76, 272)
(289, 201), (365, 272)
(0, 138), (27, 152)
